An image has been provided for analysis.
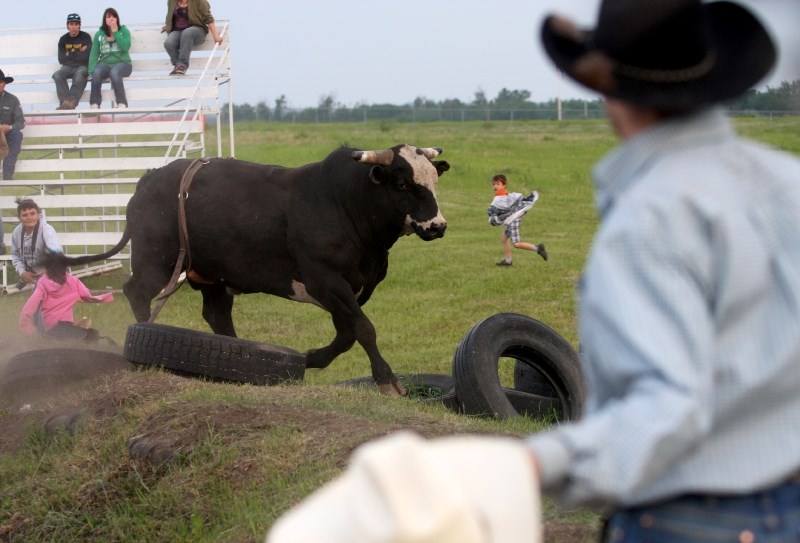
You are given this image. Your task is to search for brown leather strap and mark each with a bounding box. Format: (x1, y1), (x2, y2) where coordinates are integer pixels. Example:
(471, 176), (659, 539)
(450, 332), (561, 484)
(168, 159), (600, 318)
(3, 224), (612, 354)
(149, 158), (209, 322)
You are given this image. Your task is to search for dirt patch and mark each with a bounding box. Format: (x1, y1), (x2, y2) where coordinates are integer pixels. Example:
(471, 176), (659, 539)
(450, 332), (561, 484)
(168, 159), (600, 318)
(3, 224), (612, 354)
(0, 363), (601, 542)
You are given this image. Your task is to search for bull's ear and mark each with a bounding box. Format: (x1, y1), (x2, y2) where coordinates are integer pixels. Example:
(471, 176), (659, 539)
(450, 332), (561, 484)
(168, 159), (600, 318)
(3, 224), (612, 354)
(368, 165), (387, 185)
(434, 160), (450, 176)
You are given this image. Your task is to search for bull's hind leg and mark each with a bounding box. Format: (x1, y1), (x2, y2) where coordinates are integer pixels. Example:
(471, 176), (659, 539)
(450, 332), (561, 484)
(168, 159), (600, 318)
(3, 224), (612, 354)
(200, 284), (236, 336)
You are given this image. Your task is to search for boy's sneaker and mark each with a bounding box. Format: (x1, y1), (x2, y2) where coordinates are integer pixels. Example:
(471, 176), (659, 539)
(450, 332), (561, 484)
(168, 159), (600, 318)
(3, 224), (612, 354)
(496, 260), (512, 267)
(174, 64), (187, 76)
(537, 244), (548, 261)
(90, 103), (100, 109)
(115, 103), (128, 109)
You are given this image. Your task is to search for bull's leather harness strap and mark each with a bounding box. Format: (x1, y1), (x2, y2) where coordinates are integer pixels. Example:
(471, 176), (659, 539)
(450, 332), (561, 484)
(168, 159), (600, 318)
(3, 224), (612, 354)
(149, 158), (209, 323)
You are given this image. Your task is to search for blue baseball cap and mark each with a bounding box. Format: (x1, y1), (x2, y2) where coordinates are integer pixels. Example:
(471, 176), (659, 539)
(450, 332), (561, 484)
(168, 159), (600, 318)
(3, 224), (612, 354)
(67, 13), (81, 23)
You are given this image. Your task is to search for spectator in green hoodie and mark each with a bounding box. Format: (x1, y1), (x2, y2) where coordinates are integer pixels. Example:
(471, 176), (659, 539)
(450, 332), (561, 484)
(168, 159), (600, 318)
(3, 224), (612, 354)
(88, 7), (132, 109)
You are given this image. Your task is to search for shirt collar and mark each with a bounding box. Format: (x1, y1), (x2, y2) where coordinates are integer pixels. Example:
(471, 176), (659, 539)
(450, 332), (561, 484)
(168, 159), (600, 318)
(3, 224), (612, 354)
(592, 107), (735, 217)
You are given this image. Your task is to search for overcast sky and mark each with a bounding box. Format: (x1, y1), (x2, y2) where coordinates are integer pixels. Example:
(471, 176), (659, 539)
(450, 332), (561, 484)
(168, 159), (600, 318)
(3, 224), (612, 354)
(9, 1), (800, 108)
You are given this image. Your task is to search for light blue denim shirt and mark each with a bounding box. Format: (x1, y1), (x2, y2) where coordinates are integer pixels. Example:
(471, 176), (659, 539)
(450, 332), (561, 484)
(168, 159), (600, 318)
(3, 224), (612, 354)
(528, 108), (800, 510)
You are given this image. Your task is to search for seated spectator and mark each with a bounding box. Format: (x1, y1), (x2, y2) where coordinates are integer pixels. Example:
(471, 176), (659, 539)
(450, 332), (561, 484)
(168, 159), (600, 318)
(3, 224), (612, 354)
(11, 198), (63, 287)
(0, 68), (25, 180)
(162, 0), (223, 76)
(53, 13), (92, 110)
(88, 7), (132, 109)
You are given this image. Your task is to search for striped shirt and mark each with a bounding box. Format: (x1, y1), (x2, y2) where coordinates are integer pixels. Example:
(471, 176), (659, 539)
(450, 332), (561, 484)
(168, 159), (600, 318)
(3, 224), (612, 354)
(528, 108), (800, 509)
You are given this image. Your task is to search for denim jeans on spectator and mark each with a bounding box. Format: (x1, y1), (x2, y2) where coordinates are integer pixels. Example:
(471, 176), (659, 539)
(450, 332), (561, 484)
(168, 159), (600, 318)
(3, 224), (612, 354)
(90, 62), (133, 107)
(603, 479), (800, 542)
(2, 129), (23, 180)
(164, 26), (206, 68)
(52, 65), (89, 103)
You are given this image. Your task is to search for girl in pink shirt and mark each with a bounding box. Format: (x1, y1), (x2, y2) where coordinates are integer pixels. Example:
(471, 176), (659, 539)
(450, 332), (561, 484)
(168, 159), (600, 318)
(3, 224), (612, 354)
(19, 255), (114, 338)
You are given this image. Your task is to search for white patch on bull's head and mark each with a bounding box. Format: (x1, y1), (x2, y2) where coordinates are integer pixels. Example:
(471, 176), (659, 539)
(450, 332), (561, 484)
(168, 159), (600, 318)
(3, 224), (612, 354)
(397, 145), (447, 238)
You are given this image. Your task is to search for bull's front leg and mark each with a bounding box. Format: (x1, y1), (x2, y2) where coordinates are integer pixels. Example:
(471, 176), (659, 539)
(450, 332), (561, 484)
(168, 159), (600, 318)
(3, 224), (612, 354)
(303, 279), (406, 396)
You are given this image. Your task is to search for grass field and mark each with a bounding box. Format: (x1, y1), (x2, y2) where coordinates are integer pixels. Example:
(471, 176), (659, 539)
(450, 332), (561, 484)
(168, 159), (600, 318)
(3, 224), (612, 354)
(4, 119), (617, 384)
(1, 115), (798, 542)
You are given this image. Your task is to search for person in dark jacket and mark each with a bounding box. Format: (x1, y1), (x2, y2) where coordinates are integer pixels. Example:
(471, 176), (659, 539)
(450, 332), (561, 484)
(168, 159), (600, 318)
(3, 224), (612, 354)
(53, 13), (92, 110)
(0, 68), (24, 181)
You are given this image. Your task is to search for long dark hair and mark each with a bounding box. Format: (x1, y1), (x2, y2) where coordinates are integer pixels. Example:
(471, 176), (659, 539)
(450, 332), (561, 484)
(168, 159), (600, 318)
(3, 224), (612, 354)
(42, 250), (68, 286)
(100, 7), (121, 37)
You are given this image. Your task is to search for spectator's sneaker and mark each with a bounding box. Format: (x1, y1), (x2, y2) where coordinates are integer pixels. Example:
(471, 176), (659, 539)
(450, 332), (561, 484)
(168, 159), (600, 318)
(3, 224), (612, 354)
(115, 103), (128, 109)
(174, 64), (187, 76)
(90, 103), (100, 109)
(537, 244), (548, 261)
(496, 260), (512, 267)
(58, 98), (77, 110)
(169, 65), (180, 75)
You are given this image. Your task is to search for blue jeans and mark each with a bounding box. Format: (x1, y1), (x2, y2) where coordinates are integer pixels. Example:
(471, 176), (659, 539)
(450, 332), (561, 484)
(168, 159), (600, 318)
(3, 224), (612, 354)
(52, 65), (89, 103)
(164, 26), (206, 68)
(603, 479), (800, 542)
(90, 62), (133, 107)
(2, 128), (23, 180)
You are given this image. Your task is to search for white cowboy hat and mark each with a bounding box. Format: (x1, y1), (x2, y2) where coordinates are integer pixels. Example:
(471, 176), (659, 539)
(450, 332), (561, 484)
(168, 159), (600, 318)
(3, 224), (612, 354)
(267, 431), (542, 543)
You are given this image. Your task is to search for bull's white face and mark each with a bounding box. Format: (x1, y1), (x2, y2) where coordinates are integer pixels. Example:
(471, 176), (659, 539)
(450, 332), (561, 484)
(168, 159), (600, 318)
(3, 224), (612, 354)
(397, 145), (447, 240)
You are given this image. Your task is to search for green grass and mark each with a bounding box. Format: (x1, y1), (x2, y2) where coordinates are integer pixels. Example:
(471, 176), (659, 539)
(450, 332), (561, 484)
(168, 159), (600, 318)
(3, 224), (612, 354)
(5, 119), (619, 382)
(1, 116), (798, 542)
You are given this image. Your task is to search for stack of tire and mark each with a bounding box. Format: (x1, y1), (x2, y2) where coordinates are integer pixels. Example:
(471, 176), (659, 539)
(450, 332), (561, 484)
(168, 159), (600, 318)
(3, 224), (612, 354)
(452, 313), (585, 421)
(338, 313), (585, 422)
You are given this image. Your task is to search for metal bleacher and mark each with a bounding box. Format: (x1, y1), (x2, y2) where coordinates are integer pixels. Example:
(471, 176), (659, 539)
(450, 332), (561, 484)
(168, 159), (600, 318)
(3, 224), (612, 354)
(0, 21), (234, 292)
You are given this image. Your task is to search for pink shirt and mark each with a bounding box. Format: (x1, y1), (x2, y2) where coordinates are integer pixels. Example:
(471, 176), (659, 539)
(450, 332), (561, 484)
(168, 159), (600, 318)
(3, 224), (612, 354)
(19, 274), (114, 333)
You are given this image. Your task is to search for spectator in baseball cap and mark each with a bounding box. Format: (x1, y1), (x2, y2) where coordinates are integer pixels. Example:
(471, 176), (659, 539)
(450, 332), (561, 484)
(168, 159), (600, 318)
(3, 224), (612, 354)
(53, 13), (92, 110)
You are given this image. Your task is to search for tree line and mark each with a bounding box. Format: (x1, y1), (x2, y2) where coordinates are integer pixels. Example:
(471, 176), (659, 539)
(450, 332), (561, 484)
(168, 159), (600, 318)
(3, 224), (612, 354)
(221, 80), (800, 123)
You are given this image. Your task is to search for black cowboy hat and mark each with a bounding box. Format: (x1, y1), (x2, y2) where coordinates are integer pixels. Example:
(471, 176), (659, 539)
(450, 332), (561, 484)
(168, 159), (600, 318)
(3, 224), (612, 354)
(0, 69), (13, 84)
(540, 0), (776, 109)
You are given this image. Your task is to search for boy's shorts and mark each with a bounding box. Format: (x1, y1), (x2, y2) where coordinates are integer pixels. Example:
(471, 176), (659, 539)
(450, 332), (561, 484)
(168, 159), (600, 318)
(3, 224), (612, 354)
(504, 219), (522, 243)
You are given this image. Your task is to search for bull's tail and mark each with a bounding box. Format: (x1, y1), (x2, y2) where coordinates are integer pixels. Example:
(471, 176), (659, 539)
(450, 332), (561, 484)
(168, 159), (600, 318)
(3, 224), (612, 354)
(61, 226), (132, 266)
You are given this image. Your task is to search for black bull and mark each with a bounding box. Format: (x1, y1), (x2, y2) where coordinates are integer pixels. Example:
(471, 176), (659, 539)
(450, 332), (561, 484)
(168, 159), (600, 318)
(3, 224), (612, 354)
(61, 144), (449, 395)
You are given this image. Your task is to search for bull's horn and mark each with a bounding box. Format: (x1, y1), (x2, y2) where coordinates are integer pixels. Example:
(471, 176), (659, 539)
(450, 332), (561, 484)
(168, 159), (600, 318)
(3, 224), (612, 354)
(352, 149), (394, 165)
(419, 147), (443, 159)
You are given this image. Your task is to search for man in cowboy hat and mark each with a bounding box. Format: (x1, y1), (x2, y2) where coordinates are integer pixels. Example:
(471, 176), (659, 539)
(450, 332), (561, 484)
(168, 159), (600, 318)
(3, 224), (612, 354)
(526, 0), (800, 540)
(0, 67), (25, 254)
(267, 2), (800, 542)
(0, 67), (25, 182)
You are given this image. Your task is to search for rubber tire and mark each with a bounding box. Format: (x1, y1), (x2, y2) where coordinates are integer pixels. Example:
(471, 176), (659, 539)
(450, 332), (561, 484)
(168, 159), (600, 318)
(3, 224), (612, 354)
(124, 322), (306, 385)
(513, 362), (558, 398)
(0, 348), (134, 405)
(452, 313), (585, 420)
